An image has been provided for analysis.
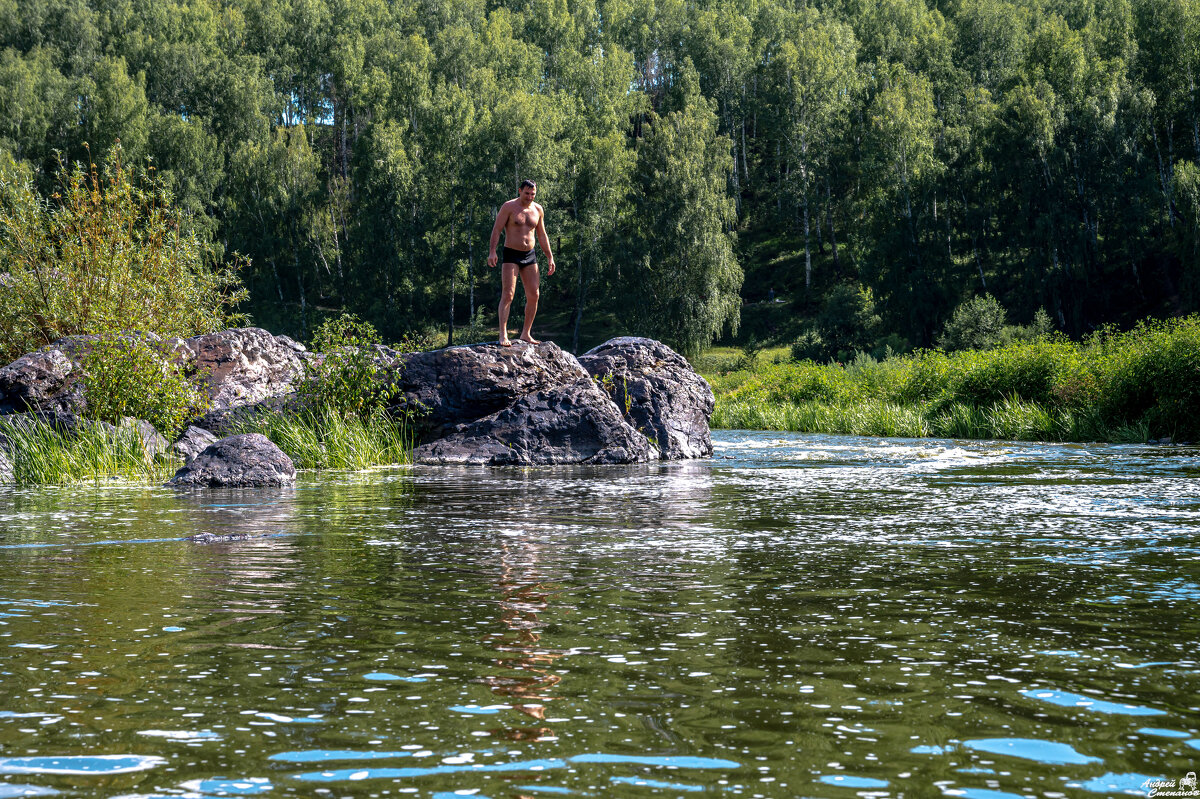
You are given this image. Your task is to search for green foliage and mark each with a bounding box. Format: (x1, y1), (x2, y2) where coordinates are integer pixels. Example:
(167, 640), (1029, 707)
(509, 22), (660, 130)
(0, 416), (177, 485)
(3, 0), (1200, 349)
(78, 333), (209, 439)
(0, 149), (247, 362)
(303, 313), (400, 419)
(789, 328), (827, 363)
(1089, 317), (1200, 440)
(735, 335), (766, 371)
(937, 297), (1056, 352)
(453, 309), (495, 346)
(628, 63), (742, 356)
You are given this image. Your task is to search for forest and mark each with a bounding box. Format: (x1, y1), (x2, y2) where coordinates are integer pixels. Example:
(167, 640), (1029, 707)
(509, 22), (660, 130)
(1, 0), (1199, 356)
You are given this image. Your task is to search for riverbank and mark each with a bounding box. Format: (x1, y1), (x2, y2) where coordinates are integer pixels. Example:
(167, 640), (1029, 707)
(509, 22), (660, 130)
(697, 317), (1200, 443)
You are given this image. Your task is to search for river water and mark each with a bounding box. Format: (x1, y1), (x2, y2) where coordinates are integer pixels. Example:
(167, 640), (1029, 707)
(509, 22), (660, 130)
(0, 431), (1197, 798)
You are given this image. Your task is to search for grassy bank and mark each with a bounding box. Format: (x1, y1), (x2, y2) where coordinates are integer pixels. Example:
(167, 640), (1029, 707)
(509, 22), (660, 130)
(699, 317), (1200, 443)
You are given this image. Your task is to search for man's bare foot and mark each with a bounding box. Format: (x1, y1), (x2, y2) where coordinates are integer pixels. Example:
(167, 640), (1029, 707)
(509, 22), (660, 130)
(519, 334), (540, 344)
(499, 338), (513, 347)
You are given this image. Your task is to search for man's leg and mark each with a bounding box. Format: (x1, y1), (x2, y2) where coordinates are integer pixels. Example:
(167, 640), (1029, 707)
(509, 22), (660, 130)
(498, 263), (519, 346)
(518, 264), (541, 344)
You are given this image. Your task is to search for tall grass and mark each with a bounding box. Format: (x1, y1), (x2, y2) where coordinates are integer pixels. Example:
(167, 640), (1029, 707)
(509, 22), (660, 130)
(0, 407), (414, 486)
(701, 315), (1200, 442)
(0, 417), (176, 484)
(221, 407), (413, 470)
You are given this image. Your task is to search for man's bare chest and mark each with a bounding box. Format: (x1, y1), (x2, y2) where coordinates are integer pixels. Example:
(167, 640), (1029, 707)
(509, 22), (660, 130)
(508, 206), (539, 230)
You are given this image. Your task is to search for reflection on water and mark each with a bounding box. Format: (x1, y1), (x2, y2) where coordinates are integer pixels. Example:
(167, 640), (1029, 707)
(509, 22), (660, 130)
(482, 537), (564, 738)
(0, 433), (1195, 797)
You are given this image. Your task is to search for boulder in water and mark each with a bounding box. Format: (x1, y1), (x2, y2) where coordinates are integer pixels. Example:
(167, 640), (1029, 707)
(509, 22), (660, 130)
(579, 336), (715, 459)
(413, 379), (653, 465)
(167, 433), (296, 487)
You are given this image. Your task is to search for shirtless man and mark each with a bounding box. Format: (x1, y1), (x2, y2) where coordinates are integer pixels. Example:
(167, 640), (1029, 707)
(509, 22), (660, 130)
(487, 180), (556, 346)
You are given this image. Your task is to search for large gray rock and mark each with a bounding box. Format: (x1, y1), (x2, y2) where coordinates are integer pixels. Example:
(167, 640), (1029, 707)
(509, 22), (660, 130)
(389, 341), (590, 438)
(167, 433), (296, 487)
(0, 347), (83, 414)
(170, 425), (218, 463)
(176, 328), (308, 411)
(414, 379), (654, 465)
(579, 337), (715, 459)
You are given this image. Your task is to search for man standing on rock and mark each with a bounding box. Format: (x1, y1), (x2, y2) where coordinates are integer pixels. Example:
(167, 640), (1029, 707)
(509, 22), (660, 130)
(487, 180), (556, 347)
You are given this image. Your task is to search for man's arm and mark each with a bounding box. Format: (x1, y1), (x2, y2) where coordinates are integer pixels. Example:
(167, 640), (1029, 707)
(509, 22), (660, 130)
(487, 203), (510, 268)
(535, 205), (556, 276)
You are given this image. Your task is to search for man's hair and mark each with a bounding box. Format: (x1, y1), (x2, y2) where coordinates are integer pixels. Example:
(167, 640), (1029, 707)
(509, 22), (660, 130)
(519, 179), (536, 190)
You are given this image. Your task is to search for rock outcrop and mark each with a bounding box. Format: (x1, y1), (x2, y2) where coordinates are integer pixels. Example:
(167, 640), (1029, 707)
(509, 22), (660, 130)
(167, 433), (296, 487)
(0, 328), (307, 419)
(389, 341), (590, 438)
(0, 328), (715, 476)
(579, 337), (715, 460)
(413, 379), (654, 465)
(175, 328), (308, 411)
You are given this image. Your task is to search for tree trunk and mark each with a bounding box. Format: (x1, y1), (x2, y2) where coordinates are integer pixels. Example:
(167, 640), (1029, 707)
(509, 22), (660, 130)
(801, 162), (811, 289)
(1152, 115), (1175, 227)
(467, 205), (475, 322)
(826, 176), (840, 273)
(449, 193), (456, 346)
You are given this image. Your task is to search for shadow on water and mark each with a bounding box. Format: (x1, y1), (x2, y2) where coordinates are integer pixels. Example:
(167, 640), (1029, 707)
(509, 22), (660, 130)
(0, 435), (1196, 796)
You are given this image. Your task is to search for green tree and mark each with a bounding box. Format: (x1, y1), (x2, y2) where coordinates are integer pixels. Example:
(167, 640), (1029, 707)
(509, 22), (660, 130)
(0, 149), (247, 361)
(630, 62), (742, 355)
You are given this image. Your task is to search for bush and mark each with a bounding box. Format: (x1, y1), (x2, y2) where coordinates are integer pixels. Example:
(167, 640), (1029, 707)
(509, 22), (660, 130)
(0, 148), (248, 362)
(948, 338), (1083, 409)
(303, 312), (400, 418)
(817, 282), (881, 359)
(453, 309), (494, 346)
(725, 360), (856, 405)
(790, 327), (828, 362)
(78, 333), (210, 438)
(937, 294), (1007, 351)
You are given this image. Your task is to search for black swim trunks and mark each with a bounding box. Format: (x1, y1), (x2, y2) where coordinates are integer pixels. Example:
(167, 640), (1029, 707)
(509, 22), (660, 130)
(502, 246), (538, 269)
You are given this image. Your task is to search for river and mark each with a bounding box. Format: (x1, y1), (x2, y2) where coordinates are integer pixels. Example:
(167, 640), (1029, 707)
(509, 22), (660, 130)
(0, 431), (1196, 798)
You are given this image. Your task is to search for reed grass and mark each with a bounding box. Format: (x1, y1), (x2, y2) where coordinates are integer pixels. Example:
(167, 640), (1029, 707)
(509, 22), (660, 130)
(221, 407), (413, 470)
(0, 417), (177, 484)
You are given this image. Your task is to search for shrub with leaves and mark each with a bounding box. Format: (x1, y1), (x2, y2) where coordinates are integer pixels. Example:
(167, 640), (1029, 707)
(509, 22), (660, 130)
(78, 333), (210, 438)
(304, 313), (400, 418)
(0, 148), (248, 362)
(937, 295), (1008, 352)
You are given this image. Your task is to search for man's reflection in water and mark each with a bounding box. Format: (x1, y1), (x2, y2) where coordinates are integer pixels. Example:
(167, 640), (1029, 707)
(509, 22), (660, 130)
(480, 536), (564, 742)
